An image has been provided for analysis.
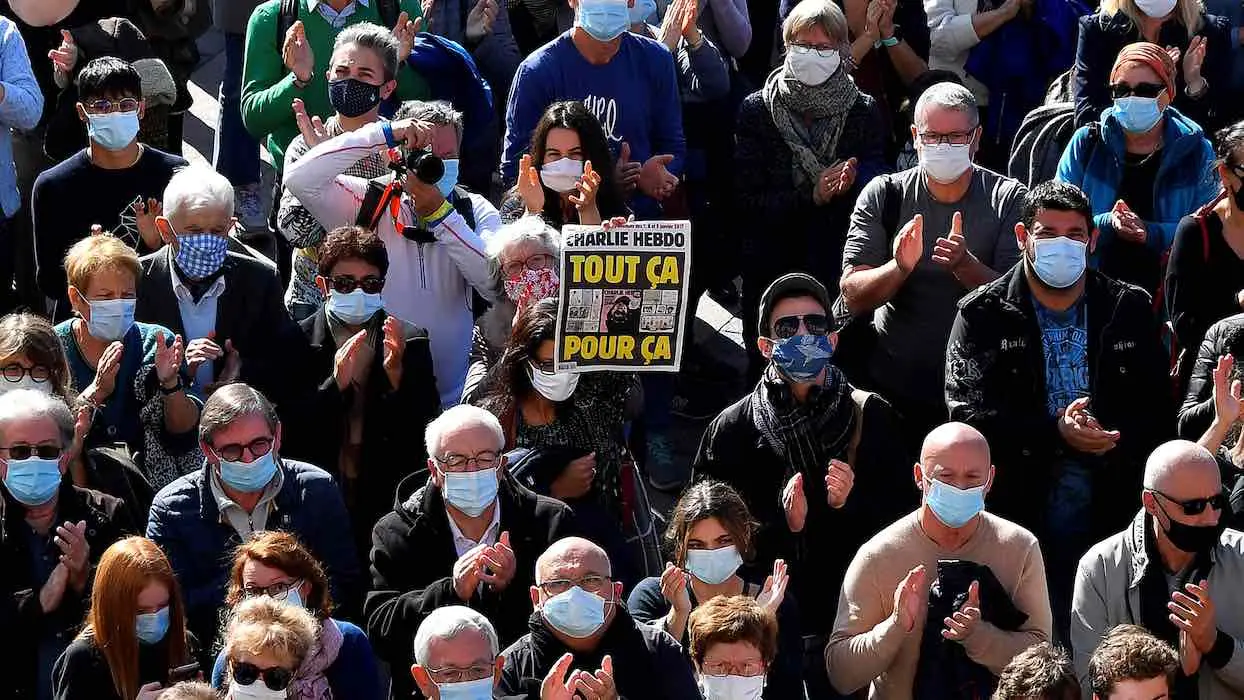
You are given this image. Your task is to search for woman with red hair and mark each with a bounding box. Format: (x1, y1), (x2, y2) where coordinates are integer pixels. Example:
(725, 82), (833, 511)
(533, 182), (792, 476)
(51, 536), (195, 700)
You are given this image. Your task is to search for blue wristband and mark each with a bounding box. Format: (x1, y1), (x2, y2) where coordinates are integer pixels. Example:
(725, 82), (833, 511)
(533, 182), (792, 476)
(381, 122), (397, 148)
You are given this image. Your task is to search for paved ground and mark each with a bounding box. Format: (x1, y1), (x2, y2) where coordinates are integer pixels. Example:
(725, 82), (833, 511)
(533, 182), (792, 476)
(180, 30), (752, 516)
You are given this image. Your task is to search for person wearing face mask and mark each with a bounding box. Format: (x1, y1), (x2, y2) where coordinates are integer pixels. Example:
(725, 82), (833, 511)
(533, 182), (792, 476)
(137, 164), (302, 410)
(465, 217), (563, 404)
(735, 0), (887, 381)
(1165, 121), (1244, 396)
(0, 390), (136, 700)
(412, 606), (522, 700)
(279, 22), (406, 323)
(1071, 440), (1244, 700)
(947, 181), (1173, 641)
(32, 57), (188, 322)
(51, 536), (195, 700)
(687, 596), (779, 700)
(501, 101), (629, 228)
(1056, 42), (1218, 296)
(284, 99), (498, 408)
(210, 531), (383, 700)
(498, 536), (700, 699)
(146, 383), (361, 657)
(840, 82), (1026, 445)
(218, 596), (317, 700)
(826, 422), (1052, 698)
(1072, 0), (1235, 133)
(627, 480), (803, 700)
(281, 224), (439, 564)
(694, 272), (912, 698)
(366, 404), (575, 700)
(54, 234), (203, 492)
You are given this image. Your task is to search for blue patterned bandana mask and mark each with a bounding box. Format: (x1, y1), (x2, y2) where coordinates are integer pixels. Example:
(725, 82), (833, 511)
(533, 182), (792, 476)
(175, 233), (229, 280)
(768, 334), (834, 383)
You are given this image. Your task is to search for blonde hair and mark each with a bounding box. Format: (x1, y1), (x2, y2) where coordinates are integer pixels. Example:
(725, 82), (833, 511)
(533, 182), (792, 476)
(224, 597), (319, 670)
(63, 234), (140, 293)
(1100, 0), (1204, 34)
(782, 0), (849, 47)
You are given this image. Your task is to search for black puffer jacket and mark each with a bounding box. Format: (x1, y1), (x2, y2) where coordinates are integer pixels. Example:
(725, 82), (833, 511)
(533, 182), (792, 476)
(946, 264), (1173, 540)
(1178, 312), (1244, 440)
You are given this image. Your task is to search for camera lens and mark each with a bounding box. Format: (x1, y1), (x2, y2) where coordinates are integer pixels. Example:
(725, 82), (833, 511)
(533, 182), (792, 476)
(408, 150), (444, 185)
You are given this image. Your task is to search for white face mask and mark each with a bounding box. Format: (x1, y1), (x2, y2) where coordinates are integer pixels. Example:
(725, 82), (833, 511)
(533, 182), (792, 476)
(699, 674), (765, 700)
(785, 45), (842, 86)
(0, 376), (52, 397)
(919, 142), (973, 184)
(540, 157), (585, 193)
(1135, 0), (1176, 17)
(528, 363), (580, 402)
(228, 682), (287, 700)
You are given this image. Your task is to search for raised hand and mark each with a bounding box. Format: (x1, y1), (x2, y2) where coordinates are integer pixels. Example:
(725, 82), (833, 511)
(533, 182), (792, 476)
(893, 564), (927, 633)
(518, 154), (546, 214)
(382, 316), (406, 389)
(49, 29), (78, 88)
(132, 198), (163, 250)
(293, 98), (329, 148)
(942, 579), (982, 641)
(392, 11), (420, 62)
(825, 459), (854, 508)
(659, 561), (692, 613)
(153, 332), (184, 388)
(282, 21), (314, 83)
(333, 330), (370, 391)
(932, 211), (970, 269)
(1212, 354), (1243, 427)
(541, 653), (577, 700)
(479, 531), (518, 591)
(638, 154), (678, 200)
(551, 452), (595, 500)
(1058, 396), (1120, 455)
(892, 214), (925, 274)
(55, 520), (90, 592)
(569, 160), (602, 213)
(1182, 36), (1207, 91)
(783, 472), (808, 533)
(756, 558), (789, 614)
(615, 142), (641, 194)
(465, 0), (500, 42)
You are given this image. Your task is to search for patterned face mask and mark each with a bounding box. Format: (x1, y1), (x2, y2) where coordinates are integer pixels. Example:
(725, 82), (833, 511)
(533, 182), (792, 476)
(503, 267), (560, 306)
(328, 77), (382, 118)
(175, 232), (229, 279)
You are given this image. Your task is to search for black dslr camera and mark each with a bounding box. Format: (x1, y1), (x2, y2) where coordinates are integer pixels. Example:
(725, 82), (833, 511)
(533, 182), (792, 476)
(391, 147), (444, 186)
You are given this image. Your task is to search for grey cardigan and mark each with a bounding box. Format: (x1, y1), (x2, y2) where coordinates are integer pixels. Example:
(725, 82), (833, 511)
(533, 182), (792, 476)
(1071, 510), (1244, 700)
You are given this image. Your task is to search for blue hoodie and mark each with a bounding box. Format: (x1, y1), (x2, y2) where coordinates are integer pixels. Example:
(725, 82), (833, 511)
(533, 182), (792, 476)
(1055, 104), (1218, 268)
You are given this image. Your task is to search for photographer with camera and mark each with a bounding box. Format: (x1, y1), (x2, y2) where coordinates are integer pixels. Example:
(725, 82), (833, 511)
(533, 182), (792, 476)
(284, 99), (499, 408)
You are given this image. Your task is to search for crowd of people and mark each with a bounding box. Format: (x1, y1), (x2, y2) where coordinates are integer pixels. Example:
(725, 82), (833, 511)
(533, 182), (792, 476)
(2, 0), (1244, 698)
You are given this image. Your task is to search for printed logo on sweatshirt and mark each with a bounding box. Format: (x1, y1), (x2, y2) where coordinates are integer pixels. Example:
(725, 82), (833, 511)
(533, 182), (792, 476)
(583, 95), (623, 144)
(110, 195), (145, 249)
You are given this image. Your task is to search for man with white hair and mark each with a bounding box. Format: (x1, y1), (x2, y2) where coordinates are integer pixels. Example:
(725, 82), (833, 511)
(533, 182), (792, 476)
(1072, 439), (1244, 699)
(411, 605), (521, 699)
(498, 536), (700, 699)
(839, 82), (1027, 443)
(0, 390), (136, 700)
(367, 404), (575, 700)
(135, 164), (304, 404)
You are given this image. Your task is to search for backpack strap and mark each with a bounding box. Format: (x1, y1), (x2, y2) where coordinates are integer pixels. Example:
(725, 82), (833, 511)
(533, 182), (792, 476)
(377, 0), (401, 29)
(449, 186), (477, 230)
(880, 174), (902, 244)
(1193, 191), (1227, 265)
(356, 179), (401, 231)
(276, 0), (299, 46)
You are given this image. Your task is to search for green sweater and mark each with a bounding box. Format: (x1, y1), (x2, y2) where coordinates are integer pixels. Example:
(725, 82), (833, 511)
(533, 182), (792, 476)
(241, 0), (429, 169)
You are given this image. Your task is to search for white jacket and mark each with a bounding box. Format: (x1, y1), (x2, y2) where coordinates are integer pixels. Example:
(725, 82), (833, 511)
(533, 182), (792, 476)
(283, 121), (499, 408)
(924, 0), (989, 104)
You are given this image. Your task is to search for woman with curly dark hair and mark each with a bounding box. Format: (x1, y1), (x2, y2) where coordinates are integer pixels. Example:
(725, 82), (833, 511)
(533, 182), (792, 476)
(500, 101), (629, 227)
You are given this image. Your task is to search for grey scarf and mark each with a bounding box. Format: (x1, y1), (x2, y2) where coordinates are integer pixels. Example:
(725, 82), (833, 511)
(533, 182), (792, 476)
(762, 58), (860, 190)
(750, 364), (855, 479)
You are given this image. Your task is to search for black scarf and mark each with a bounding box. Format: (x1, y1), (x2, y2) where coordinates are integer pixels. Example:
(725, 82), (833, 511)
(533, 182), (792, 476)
(750, 364), (855, 480)
(1139, 516), (1213, 700)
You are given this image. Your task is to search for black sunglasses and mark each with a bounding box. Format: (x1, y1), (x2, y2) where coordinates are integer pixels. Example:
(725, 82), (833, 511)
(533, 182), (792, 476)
(1110, 82), (1166, 99)
(210, 437), (274, 463)
(231, 661), (294, 691)
(1151, 489), (1229, 516)
(2, 444), (62, 460)
(772, 313), (830, 339)
(329, 275), (385, 295)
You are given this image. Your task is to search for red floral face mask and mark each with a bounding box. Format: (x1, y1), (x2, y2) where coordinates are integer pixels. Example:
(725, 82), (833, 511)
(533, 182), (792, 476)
(504, 267), (560, 307)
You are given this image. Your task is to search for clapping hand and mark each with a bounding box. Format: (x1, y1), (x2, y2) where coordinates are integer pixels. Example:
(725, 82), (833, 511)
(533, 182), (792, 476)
(293, 98), (329, 148)
(465, 0), (499, 43)
(573, 655), (617, 700)
(615, 142), (642, 194)
(942, 580), (982, 641)
(1211, 354), (1243, 427)
(659, 561), (692, 613)
(783, 472), (808, 533)
(1180, 36), (1208, 93)
(1169, 580), (1217, 655)
(756, 559), (790, 614)
(87, 342), (124, 402)
(153, 331), (185, 389)
(1058, 396), (1120, 455)
(282, 21), (314, 83)
(132, 198), (163, 250)
(826, 459), (854, 508)
(638, 154), (678, 200)
(814, 158), (858, 205)
(382, 316), (406, 389)
(479, 531), (518, 591)
(333, 330), (370, 392)
(55, 520), (90, 592)
(518, 154), (546, 214)
(1111, 200), (1147, 244)
(392, 11), (421, 62)
(569, 160), (602, 217)
(551, 452), (595, 500)
(932, 211), (972, 270)
(49, 30), (77, 89)
(892, 214), (925, 274)
(452, 542), (489, 602)
(893, 564), (928, 634)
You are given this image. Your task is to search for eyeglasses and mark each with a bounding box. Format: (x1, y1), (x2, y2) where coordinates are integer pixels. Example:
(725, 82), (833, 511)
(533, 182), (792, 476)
(702, 660), (766, 677)
(1109, 82), (1166, 100)
(435, 451), (500, 469)
(529, 359), (556, 375)
(425, 663), (496, 684)
(0, 444), (62, 460)
(230, 661), (294, 692)
(788, 43), (836, 57)
(83, 98), (140, 114)
(210, 437), (274, 463)
(502, 254), (556, 278)
(329, 275), (386, 294)
(242, 579), (303, 600)
(771, 313), (830, 339)
(917, 130), (977, 147)
(1150, 489), (1228, 516)
(1, 364), (50, 383)
(538, 575), (610, 596)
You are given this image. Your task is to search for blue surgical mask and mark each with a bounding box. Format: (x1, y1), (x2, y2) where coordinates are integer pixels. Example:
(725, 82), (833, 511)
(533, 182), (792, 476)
(135, 606), (170, 645)
(85, 298), (136, 342)
(923, 474), (988, 528)
(1112, 96), (1164, 134)
(3, 456), (62, 506)
(541, 585), (608, 638)
(629, 0), (657, 24)
(218, 451), (278, 493)
(279, 586), (305, 608)
(437, 677), (495, 700)
(768, 333), (833, 383)
(685, 545), (743, 585)
(441, 466), (499, 517)
(578, 0), (631, 41)
(1030, 236), (1087, 289)
(437, 158), (461, 198)
(174, 232), (230, 280)
(326, 288), (384, 325)
(86, 110), (140, 151)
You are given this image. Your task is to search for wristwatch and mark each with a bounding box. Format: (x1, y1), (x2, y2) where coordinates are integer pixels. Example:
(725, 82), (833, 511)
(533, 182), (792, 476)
(159, 377), (184, 395)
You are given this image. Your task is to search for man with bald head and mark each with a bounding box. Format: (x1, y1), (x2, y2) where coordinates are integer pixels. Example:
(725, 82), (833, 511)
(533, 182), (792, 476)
(1071, 440), (1244, 699)
(827, 422), (1052, 699)
(498, 536), (700, 699)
